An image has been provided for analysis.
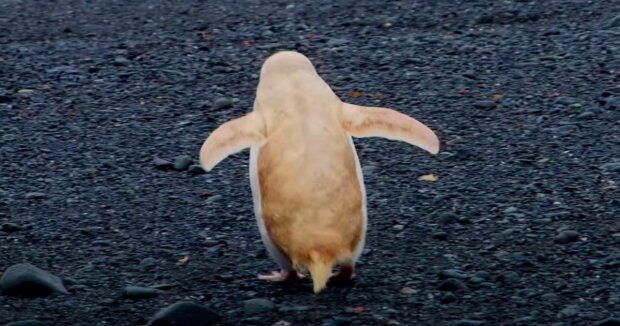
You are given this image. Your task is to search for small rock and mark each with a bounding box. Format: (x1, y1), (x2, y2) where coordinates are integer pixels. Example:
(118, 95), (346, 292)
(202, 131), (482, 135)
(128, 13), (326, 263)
(554, 230), (580, 244)
(473, 100), (496, 109)
(113, 56), (131, 66)
(459, 46), (477, 54)
(605, 14), (620, 29)
(554, 96), (580, 105)
(495, 271), (520, 284)
(440, 293), (457, 304)
(214, 97), (233, 110)
(140, 257), (158, 269)
(451, 320), (484, 326)
(0, 94), (14, 103)
(456, 216), (471, 224)
(24, 192), (47, 200)
(605, 96), (620, 108)
(244, 298), (275, 315)
(576, 111), (595, 119)
(438, 278), (468, 292)
(513, 316), (536, 324)
(557, 305), (579, 319)
(361, 165), (376, 176)
(173, 155), (193, 171)
(278, 306), (315, 312)
(438, 269), (469, 280)
(432, 231), (448, 240)
(437, 151), (455, 160)
(148, 301), (221, 326)
(0, 263), (68, 297)
(122, 285), (163, 299)
(400, 287), (418, 294)
(205, 195), (222, 204)
(78, 226), (104, 236)
(278, 305), (314, 312)
(6, 321), (46, 326)
(326, 38), (350, 47)
(552, 125), (578, 135)
(503, 206), (518, 214)
(468, 276), (485, 284)
(439, 213), (459, 224)
(1, 223), (23, 232)
(92, 240), (112, 246)
(595, 317), (620, 326)
(153, 158), (173, 170)
(150, 283), (175, 290)
(501, 228), (519, 236)
(568, 103), (582, 109)
(257, 42), (284, 50)
(541, 293), (560, 302)
(188, 164), (206, 175)
(273, 321), (292, 326)
(600, 162), (620, 172)
(324, 318), (352, 326)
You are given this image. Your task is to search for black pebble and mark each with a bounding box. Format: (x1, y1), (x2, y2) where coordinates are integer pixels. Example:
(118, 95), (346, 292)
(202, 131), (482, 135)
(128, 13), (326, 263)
(0, 263), (69, 297)
(24, 192), (48, 200)
(595, 317), (620, 326)
(153, 158), (173, 170)
(174, 155), (194, 171)
(600, 162), (620, 172)
(438, 278), (468, 292)
(606, 14), (620, 28)
(244, 298), (276, 315)
(432, 231), (448, 240)
(148, 301), (221, 326)
(113, 56), (131, 66)
(324, 318), (352, 326)
(214, 97), (233, 110)
(6, 321), (47, 326)
(122, 285), (163, 299)
(495, 271), (520, 284)
(188, 164), (206, 175)
(140, 257), (158, 270)
(473, 100), (497, 109)
(439, 213), (460, 224)
(605, 96), (620, 108)
(554, 96), (580, 105)
(440, 293), (458, 304)
(1, 223), (23, 232)
(438, 269), (469, 280)
(554, 230), (580, 244)
(0, 94), (13, 103)
(451, 320), (485, 326)
(576, 111), (595, 120)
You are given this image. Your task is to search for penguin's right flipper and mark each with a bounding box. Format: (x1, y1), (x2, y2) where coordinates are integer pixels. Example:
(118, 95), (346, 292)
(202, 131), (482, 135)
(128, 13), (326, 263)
(200, 111), (267, 171)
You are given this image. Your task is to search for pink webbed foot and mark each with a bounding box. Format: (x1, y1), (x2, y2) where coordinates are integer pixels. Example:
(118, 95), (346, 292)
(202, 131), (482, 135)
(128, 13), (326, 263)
(258, 269), (304, 282)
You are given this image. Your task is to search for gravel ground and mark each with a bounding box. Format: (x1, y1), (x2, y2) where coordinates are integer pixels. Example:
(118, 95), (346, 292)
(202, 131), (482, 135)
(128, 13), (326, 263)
(1, 0), (620, 325)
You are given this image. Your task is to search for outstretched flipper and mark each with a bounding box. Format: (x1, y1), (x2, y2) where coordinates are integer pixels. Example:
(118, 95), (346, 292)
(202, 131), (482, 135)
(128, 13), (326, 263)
(341, 103), (440, 155)
(199, 111), (267, 171)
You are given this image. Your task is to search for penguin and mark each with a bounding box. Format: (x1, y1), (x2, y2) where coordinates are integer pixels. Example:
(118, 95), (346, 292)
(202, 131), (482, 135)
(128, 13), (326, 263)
(199, 51), (439, 293)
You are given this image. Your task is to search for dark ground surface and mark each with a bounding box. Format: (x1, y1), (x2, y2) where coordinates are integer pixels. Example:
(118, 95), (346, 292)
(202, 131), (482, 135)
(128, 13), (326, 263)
(1, 0), (620, 325)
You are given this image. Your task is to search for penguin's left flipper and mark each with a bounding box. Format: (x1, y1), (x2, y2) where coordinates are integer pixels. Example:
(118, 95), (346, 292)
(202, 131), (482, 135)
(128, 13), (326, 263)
(341, 103), (440, 155)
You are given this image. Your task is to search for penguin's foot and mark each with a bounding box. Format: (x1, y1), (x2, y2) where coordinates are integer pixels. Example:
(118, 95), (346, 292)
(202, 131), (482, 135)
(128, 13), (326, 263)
(258, 269), (304, 282)
(330, 262), (355, 281)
